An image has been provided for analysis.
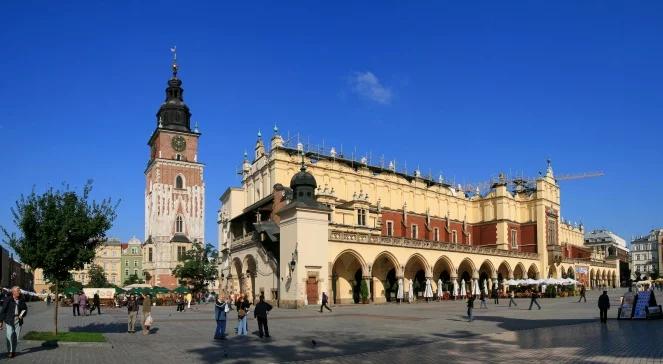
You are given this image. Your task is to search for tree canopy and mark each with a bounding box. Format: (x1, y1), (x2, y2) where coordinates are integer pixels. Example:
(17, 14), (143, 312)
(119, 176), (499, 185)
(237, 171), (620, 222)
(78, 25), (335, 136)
(86, 264), (111, 288)
(123, 273), (145, 286)
(172, 242), (218, 293)
(2, 181), (117, 333)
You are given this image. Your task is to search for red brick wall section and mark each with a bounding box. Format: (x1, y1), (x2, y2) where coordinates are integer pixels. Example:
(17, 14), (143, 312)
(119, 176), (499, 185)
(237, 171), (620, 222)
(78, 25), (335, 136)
(472, 223), (497, 247)
(563, 244), (592, 259)
(380, 211), (468, 244)
(506, 223), (538, 253)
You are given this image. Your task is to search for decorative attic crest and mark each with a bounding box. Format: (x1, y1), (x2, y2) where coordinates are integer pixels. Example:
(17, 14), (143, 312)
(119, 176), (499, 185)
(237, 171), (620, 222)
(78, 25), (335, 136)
(462, 215), (471, 237)
(444, 212), (451, 233)
(425, 208), (432, 231)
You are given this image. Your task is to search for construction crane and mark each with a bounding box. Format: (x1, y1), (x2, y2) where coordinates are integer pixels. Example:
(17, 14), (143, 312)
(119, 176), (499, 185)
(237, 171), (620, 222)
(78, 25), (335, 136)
(462, 171), (605, 195)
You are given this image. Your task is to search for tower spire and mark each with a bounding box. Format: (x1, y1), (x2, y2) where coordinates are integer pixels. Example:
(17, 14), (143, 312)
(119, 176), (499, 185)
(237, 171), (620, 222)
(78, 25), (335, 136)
(155, 46), (191, 132)
(170, 46), (178, 78)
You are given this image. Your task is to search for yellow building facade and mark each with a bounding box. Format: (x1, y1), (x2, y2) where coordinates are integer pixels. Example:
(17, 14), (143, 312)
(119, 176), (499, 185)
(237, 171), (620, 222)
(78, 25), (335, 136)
(219, 131), (618, 307)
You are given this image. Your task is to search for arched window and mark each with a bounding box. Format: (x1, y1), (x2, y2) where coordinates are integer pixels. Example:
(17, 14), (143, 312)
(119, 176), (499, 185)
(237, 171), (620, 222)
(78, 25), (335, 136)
(175, 175), (184, 189)
(176, 216), (183, 233)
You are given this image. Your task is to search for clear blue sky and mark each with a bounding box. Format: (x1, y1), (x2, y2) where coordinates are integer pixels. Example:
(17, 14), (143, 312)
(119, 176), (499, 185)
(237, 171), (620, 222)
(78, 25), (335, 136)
(2, 1), (662, 250)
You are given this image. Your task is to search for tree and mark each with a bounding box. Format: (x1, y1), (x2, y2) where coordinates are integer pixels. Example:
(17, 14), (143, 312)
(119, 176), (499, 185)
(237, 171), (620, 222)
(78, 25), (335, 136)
(360, 279), (369, 303)
(86, 264), (111, 288)
(50, 277), (83, 294)
(172, 242), (218, 294)
(2, 182), (117, 334)
(123, 273), (145, 286)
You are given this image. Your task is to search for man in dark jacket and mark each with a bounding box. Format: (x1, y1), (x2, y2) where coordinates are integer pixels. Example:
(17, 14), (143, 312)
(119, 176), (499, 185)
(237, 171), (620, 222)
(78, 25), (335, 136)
(598, 290), (610, 323)
(528, 289), (541, 310)
(320, 292), (332, 313)
(578, 285), (587, 303)
(254, 295), (273, 338)
(127, 295), (139, 333)
(0, 287), (28, 358)
(492, 286), (499, 304)
(93, 292), (101, 315)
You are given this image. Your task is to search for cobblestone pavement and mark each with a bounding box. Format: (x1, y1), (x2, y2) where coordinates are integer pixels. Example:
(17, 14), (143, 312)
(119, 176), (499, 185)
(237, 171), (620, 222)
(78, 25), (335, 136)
(7, 288), (663, 363)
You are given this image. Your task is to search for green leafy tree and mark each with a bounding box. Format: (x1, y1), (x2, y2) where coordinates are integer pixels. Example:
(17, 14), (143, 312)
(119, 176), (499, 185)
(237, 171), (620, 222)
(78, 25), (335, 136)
(172, 242), (218, 294)
(50, 277), (83, 295)
(123, 273), (145, 286)
(86, 264), (111, 288)
(2, 182), (117, 334)
(360, 279), (369, 303)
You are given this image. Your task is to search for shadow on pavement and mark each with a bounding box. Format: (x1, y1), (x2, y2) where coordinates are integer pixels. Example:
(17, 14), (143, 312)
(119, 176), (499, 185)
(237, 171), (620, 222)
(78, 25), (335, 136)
(70, 322), (129, 333)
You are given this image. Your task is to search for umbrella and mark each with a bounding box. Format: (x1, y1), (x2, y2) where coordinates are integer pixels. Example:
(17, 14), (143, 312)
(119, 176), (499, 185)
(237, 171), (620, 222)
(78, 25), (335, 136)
(114, 287), (125, 295)
(472, 280), (481, 296)
(152, 286), (169, 294)
(483, 279), (488, 295)
(453, 279), (459, 298)
(397, 278), (404, 300)
(460, 279), (466, 297)
(123, 283), (152, 289)
(424, 279), (433, 299)
(63, 286), (80, 295)
(174, 286), (189, 294)
(408, 280), (414, 303)
(437, 278), (444, 296)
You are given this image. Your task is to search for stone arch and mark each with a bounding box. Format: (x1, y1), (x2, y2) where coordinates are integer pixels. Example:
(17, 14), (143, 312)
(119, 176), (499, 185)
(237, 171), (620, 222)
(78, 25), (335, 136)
(590, 269), (596, 288)
(513, 262), (526, 279)
(548, 265), (558, 279)
(457, 257), (476, 291)
(478, 260), (496, 292)
(527, 263), (540, 279)
(497, 261), (512, 283)
(567, 266), (575, 279)
(432, 255), (455, 293)
(612, 271), (617, 288)
(332, 249), (368, 304)
(404, 253), (431, 297)
(372, 251), (400, 303)
(231, 257), (243, 294)
(242, 255), (258, 302)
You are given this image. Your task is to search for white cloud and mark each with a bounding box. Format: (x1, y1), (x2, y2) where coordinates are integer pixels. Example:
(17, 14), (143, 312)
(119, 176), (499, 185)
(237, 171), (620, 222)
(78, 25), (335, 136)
(350, 71), (392, 104)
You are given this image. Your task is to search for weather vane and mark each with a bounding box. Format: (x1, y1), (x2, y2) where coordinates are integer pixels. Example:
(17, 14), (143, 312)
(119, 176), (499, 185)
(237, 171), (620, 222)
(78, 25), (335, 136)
(170, 45), (178, 77)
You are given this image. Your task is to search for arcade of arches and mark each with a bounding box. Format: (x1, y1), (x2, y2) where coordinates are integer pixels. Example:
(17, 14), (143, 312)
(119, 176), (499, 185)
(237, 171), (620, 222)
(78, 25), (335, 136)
(327, 245), (618, 304)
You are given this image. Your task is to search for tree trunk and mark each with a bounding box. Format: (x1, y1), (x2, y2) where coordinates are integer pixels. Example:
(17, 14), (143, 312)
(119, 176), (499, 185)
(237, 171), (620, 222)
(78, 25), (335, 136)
(54, 282), (59, 335)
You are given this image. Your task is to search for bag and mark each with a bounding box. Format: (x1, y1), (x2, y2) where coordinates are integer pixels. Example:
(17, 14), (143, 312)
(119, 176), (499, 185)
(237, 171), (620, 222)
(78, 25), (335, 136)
(144, 314), (153, 327)
(238, 309), (246, 318)
(224, 304), (230, 313)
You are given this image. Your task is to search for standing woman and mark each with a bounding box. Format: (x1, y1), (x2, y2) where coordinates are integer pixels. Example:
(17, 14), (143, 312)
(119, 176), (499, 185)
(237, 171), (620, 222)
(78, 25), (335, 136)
(79, 291), (89, 316)
(0, 287), (28, 358)
(235, 294), (249, 336)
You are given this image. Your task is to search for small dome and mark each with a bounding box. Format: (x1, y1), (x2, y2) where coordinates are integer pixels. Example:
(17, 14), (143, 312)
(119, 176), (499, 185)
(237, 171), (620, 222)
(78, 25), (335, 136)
(290, 166), (317, 190)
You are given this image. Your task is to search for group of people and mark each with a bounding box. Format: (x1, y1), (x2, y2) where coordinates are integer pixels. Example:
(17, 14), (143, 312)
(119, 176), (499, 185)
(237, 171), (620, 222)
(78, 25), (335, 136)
(213, 293), (273, 340)
(72, 291), (101, 316)
(126, 293), (153, 335)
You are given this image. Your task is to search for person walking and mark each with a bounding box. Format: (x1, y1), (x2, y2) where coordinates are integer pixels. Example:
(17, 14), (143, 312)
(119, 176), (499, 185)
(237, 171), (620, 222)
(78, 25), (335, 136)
(186, 292), (192, 310)
(127, 295), (139, 333)
(214, 295), (229, 340)
(176, 294), (184, 312)
(46, 294), (52, 306)
(320, 292), (332, 313)
(492, 286), (499, 304)
(93, 292), (101, 315)
(466, 295), (475, 322)
(528, 289), (541, 310)
(578, 285), (587, 303)
(142, 293), (152, 335)
(598, 290), (610, 324)
(479, 292), (487, 309)
(254, 295), (273, 338)
(80, 291), (88, 316)
(0, 287), (28, 359)
(72, 291), (81, 316)
(508, 290), (518, 307)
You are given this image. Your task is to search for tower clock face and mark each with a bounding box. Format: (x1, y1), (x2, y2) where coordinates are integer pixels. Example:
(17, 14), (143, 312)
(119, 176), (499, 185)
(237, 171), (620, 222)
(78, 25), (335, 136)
(171, 136), (186, 152)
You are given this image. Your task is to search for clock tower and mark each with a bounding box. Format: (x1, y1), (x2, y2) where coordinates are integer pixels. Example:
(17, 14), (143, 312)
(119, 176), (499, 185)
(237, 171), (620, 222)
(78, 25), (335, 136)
(143, 53), (205, 288)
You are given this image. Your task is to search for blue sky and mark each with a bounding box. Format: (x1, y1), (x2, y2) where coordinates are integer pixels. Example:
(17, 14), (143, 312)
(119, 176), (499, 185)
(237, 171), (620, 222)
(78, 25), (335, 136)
(1, 1), (662, 250)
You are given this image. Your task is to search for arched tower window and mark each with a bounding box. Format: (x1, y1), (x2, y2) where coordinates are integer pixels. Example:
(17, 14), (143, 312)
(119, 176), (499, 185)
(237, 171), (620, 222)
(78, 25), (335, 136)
(175, 175), (184, 189)
(176, 215), (184, 233)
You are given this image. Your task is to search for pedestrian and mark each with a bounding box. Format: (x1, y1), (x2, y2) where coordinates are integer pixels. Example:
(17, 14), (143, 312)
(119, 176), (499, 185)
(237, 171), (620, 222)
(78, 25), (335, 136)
(176, 294), (184, 312)
(578, 285), (587, 303)
(320, 291), (332, 313)
(93, 292), (101, 315)
(142, 293), (152, 335)
(0, 287), (28, 359)
(186, 292), (192, 310)
(508, 290), (517, 307)
(254, 295), (273, 338)
(598, 290), (610, 324)
(80, 291), (88, 316)
(72, 291), (80, 316)
(214, 295), (229, 340)
(528, 289), (541, 310)
(492, 286), (499, 304)
(235, 294), (250, 336)
(46, 294), (52, 306)
(127, 294), (139, 333)
(466, 294), (475, 322)
(479, 292), (487, 309)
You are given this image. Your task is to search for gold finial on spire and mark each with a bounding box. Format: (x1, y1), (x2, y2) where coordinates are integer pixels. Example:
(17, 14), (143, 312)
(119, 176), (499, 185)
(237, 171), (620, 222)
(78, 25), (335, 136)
(170, 46), (178, 78)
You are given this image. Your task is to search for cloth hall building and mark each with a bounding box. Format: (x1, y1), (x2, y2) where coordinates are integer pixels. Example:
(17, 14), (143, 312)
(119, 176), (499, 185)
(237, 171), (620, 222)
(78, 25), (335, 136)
(218, 131), (619, 308)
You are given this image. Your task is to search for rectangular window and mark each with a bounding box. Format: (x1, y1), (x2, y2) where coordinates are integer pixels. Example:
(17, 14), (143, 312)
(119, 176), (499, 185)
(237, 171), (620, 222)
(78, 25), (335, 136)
(125, 261), (129, 267)
(177, 246), (186, 261)
(434, 228), (439, 242)
(357, 209), (367, 226)
(452, 230), (458, 244)
(636, 254), (640, 261)
(511, 229), (518, 248)
(386, 221), (394, 237)
(125, 269), (129, 276)
(134, 269), (138, 276)
(148, 248), (153, 262)
(411, 224), (418, 239)
(134, 260), (138, 267)
(132, 247), (137, 254)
